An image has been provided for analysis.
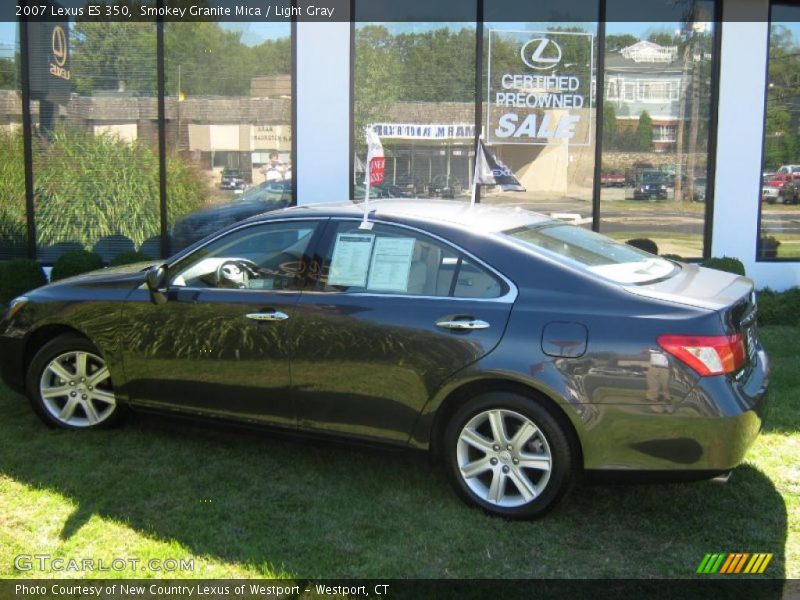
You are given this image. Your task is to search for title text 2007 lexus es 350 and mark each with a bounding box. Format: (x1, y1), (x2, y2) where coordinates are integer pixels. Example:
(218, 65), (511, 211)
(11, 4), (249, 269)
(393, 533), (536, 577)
(0, 201), (768, 518)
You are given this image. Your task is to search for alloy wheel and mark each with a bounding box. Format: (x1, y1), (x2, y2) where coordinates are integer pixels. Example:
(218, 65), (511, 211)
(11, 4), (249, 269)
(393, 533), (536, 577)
(456, 409), (552, 508)
(39, 351), (116, 428)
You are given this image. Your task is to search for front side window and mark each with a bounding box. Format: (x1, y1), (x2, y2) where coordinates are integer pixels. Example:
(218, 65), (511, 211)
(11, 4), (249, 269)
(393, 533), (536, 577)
(317, 222), (505, 299)
(169, 221), (318, 291)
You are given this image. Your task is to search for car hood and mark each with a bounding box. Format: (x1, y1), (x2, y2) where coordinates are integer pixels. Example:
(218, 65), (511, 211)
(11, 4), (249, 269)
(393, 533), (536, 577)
(624, 263), (753, 311)
(40, 261), (158, 291)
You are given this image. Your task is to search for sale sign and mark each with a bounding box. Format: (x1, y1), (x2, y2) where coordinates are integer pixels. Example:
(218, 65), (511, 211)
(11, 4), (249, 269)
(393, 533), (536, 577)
(369, 157), (385, 186)
(487, 29), (594, 147)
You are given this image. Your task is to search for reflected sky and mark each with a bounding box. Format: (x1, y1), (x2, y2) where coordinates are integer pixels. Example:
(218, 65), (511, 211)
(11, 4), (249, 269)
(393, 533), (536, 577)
(0, 22), (288, 49)
(0, 22), (16, 56)
(221, 22), (291, 44)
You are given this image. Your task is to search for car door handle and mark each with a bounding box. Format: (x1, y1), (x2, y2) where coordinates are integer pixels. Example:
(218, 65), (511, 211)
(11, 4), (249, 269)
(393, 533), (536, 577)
(246, 311), (289, 322)
(436, 318), (490, 330)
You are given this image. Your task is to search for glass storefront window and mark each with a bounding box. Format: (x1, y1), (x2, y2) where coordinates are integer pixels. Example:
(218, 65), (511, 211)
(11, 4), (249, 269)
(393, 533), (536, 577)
(165, 22), (293, 253)
(27, 21), (160, 263)
(599, 5), (716, 259)
(758, 5), (800, 261)
(0, 21), (25, 259)
(481, 17), (598, 225)
(352, 18), (477, 201)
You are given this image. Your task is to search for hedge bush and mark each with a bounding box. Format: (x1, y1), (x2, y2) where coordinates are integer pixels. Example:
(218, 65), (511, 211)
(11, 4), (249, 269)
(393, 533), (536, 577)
(109, 251), (153, 267)
(0, 128), (206, 253)
(35, 128), (206, 250)
(626, 238), (659, 254)
(0, 131), (27, 256)
(50, 250), (104, 281)
(701, 256), (746, 276)
(0, 259), (47, 305)
(756, 288), (800, 327)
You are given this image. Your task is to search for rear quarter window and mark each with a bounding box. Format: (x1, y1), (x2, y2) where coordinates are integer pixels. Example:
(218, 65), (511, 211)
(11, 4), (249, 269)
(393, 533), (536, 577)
(503, 222), (678, 285)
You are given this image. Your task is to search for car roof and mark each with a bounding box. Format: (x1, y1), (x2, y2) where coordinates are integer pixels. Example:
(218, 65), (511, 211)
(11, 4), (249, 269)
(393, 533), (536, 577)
(256, 199), (552, 234)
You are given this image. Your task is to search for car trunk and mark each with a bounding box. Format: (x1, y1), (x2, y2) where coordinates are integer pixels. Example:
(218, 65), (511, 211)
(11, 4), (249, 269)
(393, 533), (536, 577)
(624, 263), (759, 374)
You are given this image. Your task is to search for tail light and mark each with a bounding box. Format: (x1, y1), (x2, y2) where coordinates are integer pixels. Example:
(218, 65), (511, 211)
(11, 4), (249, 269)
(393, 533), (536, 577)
(657, 334), (746, 376)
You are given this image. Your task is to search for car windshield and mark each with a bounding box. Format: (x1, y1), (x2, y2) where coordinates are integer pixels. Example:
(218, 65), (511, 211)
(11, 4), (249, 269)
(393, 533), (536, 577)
(642, 173), (665, 184)
(502, 222), (679, 285)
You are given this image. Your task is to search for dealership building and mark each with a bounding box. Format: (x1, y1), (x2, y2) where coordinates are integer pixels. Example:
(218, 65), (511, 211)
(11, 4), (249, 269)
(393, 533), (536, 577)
(0, 0), (798, 289)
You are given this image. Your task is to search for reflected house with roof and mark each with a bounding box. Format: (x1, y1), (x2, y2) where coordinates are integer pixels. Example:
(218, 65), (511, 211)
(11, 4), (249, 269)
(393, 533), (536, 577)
(604, 40), (685, 152)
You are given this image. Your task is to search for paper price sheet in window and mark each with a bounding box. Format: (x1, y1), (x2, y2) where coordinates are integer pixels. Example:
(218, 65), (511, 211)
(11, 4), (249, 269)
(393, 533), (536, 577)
(367, 237), (415, 292)
(328, 233), (415, 293)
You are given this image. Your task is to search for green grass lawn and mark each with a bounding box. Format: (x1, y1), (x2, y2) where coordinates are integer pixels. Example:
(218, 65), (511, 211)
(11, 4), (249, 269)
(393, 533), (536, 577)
(605, 231), (704, 257)
(0, 327), (797, 580)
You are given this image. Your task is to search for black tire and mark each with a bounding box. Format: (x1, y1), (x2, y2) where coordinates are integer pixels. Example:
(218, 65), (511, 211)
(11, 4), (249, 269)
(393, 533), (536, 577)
(26, 333), (122, 430)
(442, 391), (576, 519)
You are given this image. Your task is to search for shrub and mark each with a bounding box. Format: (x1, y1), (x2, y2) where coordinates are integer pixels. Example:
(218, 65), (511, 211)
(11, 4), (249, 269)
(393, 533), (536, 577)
(757, 236), (781, 259)
(756, 287), (800, 327)
(109, 251), (153, 267)
(0, 128), (206, 258)
(626, 238), (659, 254)
(33, 127), (206, 250)
(661, 253), (683, 261)
(0, 131), (27, 258)
(50, 250), (104, 281)
(701, 256), (746, 276)
(0, 259), (47, 305)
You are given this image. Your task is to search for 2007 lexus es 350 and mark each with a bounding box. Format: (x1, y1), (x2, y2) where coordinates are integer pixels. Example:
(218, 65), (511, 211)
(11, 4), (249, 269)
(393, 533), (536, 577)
(0, 201), (768, 518)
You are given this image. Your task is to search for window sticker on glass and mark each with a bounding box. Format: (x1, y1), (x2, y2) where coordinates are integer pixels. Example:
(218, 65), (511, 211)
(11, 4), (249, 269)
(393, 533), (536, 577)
(328, 233), (375, 287)
(367, 237), (415, 292)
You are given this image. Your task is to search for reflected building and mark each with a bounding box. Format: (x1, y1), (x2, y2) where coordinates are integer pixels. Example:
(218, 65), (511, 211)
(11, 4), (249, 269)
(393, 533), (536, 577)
(605, 40), (684, 153)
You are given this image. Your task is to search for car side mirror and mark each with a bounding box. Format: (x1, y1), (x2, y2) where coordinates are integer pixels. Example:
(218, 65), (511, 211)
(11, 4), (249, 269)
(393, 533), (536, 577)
(146, 265), (168, 305)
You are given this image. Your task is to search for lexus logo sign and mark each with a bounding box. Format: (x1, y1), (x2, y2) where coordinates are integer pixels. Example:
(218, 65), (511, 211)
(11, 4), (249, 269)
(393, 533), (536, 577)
(51, 26), (67, 67)
(520, 38), (562, 70)
(49, 25), (70, 81)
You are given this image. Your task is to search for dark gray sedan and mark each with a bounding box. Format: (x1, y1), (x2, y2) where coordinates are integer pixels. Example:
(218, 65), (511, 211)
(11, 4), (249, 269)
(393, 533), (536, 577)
(0, 201), (769, 518)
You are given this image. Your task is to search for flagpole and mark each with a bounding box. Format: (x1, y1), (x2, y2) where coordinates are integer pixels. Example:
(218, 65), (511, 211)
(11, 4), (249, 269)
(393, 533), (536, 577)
(362, 177), (371, 228)
(470, 136), (482, 208)
(361, 128), (383, 230)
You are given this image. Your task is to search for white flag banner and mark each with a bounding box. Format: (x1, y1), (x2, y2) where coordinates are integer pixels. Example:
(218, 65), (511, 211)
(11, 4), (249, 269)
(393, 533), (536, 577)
(365, 129), (385, 187)
(361, 129), (385, 229)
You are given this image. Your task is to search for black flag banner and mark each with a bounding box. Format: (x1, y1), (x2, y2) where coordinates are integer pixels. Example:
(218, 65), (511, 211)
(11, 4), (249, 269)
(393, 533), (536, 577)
(474, 140), (526, 192)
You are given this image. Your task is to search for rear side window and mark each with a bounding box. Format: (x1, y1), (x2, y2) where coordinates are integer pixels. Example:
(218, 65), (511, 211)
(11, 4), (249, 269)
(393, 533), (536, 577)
(317, 221), (506, 299)
(503, 222), (678, 285)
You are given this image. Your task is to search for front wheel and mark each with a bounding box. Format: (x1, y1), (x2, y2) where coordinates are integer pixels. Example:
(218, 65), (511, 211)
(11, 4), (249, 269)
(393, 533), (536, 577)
(442, 392), (576, 519)
(26, 334), (120, 429)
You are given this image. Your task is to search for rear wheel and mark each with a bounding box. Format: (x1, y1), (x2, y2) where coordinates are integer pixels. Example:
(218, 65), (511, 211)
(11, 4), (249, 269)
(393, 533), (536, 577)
(26, 334), (120, 429)
(443, 392), (575, 518)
